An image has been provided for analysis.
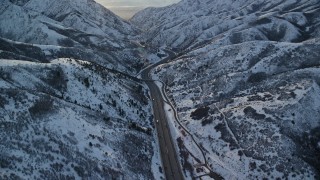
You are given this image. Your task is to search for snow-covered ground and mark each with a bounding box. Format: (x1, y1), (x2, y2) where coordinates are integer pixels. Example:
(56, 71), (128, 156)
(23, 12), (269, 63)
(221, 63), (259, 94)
(152, 40), (320, 179)
(0, 58), (159, 179)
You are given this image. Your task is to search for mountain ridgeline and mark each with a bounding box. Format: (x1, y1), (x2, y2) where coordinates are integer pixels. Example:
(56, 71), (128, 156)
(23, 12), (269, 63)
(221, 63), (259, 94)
(132, 0), (320, 50)
(0, 0), (320, 179)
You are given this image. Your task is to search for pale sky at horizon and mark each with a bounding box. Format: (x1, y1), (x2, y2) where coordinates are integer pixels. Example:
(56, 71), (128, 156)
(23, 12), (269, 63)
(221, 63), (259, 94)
(95, 0), (180, 19)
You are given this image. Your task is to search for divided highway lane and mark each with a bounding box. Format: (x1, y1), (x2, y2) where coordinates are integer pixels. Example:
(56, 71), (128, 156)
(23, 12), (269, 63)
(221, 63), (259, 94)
(141, 51), (184, 180)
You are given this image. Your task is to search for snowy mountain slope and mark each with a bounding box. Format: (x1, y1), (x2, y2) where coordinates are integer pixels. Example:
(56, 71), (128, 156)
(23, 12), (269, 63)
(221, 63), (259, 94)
(25, 0), (136, 36)
(1, 0), (137, 45)
(0, 58), (156, 179)
(153, 40), (320, 180)
(132, 0), (320, 179)
(0, 0), (165, 179)
(0, 37), (143, 72)
(0, 38), (49, 63)
(131, 0), (320, 51)
(0, 0), (144, 72)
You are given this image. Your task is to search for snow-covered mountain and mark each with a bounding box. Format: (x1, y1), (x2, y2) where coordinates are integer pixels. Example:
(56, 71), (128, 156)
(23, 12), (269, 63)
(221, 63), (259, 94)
(0, 0), (144, 72)
(132, 0), (320, 51)
(2, 0), (137, 44)
(0, 0), (162, 179)
(0, 59), (156, 179)
(132, 0), (320, 179)
(153, 41), (320, 179)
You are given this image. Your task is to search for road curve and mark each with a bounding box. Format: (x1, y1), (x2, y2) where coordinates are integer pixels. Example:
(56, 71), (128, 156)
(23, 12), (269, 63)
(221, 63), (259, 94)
(141, 50), (184, 180)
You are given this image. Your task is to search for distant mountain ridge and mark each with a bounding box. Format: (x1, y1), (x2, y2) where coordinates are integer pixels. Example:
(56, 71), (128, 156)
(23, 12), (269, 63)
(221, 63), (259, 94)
(0, 0), (144, 72)
(132, 0), (320, 50)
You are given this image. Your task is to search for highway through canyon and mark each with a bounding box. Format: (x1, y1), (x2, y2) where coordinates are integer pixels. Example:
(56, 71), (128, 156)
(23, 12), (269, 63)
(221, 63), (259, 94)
(140, 50), (184, 180)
